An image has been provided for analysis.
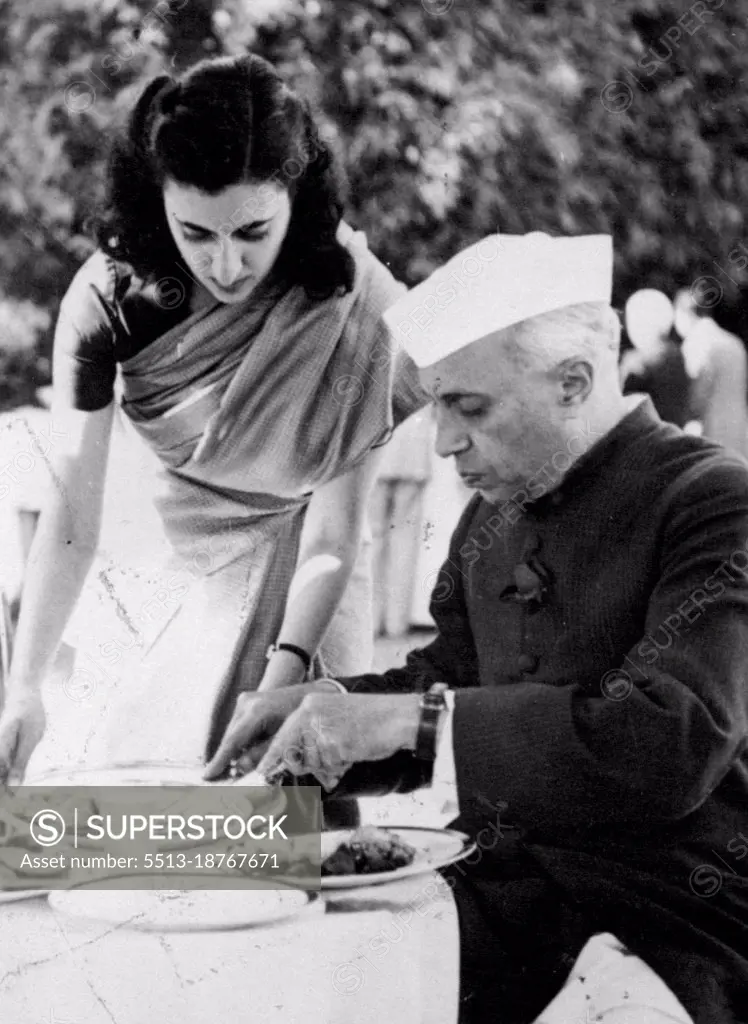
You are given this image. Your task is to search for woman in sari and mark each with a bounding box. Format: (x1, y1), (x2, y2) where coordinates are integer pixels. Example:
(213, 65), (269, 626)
(0, 54), (425, 787)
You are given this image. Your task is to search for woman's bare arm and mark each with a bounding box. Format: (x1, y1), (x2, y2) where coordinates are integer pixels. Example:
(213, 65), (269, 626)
(0, 400), (113, 781)
(258, 448), (384, 691)
(6, 401), (113, 692)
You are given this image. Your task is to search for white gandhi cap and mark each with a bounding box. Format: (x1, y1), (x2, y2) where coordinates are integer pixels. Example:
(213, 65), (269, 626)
(384, 232), (614, 368)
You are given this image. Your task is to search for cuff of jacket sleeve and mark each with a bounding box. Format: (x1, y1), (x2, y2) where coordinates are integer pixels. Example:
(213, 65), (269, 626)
(433, 691), (459, 816)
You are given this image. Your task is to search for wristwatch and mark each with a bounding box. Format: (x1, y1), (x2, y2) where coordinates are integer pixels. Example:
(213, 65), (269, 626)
(415, 682), (449, 761)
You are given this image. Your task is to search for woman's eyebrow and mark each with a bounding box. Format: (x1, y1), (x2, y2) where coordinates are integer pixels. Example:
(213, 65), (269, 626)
(177, 218), (270, 235)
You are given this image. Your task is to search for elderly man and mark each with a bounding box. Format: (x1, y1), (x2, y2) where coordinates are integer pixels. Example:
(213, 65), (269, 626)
(206, 234), (748, 1024)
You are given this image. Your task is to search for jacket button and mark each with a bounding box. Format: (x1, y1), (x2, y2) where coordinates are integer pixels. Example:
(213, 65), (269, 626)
(517, 653), (539, 674)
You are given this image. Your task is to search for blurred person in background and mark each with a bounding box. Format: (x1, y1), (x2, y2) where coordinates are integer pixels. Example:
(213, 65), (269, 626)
(370, 405), (434, 638)
(673, 286), (748, 456)
(0, 53), (426, 793)
(620, 288), (691, 427)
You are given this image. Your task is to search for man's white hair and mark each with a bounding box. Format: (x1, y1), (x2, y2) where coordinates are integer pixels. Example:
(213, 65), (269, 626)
(506, 301), (621, 370)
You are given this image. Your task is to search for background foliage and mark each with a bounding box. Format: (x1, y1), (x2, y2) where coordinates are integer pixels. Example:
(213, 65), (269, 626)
(2, 0), (747, 410)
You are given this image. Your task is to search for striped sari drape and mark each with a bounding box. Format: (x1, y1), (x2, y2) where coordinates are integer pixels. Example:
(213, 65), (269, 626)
(26, 225), (426, 777)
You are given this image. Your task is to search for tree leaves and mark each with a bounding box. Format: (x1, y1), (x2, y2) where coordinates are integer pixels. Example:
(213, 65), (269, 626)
(2, 0), (748, 411)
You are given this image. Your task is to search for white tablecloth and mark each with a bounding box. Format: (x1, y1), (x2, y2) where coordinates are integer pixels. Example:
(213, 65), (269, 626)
(0, 875), (459, 1024)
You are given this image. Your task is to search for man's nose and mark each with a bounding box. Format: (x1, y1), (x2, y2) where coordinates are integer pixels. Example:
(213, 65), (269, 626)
(211, 238), (244, 286)
(434, 406), (470, 459)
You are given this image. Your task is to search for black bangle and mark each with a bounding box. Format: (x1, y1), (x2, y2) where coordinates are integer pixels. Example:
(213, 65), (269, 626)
(267, 642), (312, 672)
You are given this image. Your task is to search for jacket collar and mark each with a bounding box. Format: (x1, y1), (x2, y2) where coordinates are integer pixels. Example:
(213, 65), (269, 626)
(527, 395), (658, 516)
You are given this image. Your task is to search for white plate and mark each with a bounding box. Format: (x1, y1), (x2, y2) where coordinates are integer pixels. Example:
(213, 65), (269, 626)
(48, 880), (317, 932)
(29, 762), (212, 787)
(11, 764), (287, 861)
(27, 763), (286, 807)
(306, 827), (475, 889)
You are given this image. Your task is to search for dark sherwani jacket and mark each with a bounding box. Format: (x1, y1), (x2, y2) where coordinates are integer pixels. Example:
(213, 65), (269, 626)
(341, 399), (748, 1024)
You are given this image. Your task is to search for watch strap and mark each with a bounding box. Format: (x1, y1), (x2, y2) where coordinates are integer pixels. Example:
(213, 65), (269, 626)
(415, 682), (449, 761)
(266, 642), (312, 672)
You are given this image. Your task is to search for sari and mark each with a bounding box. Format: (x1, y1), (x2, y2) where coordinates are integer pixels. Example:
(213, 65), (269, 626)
(27, 224), (426, 777)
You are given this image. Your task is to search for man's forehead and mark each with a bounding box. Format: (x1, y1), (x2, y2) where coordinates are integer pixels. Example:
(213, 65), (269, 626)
(419, 333), (516, 396)
(421, 359), (473, 398)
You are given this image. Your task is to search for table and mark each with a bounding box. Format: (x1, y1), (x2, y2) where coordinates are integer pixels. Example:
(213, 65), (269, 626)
(0, 874), (459, 1024)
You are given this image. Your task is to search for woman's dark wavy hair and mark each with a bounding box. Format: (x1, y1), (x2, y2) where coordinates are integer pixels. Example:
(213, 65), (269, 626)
(93, 54), (354, 299)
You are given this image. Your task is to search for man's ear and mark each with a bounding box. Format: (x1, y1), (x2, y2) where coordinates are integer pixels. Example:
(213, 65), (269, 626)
(558, 358), (593, 406)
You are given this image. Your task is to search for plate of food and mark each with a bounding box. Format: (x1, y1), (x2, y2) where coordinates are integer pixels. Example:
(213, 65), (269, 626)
(6, 763), (288, 868)
(314, 825), (475, 889)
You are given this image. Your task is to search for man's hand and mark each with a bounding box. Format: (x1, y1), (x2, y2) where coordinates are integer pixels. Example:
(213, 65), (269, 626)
(203, 684), (319, 781)
(255, 692), (421, 791)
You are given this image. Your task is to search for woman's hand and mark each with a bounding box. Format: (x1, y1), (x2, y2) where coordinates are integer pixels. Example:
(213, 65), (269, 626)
(0, 691), (46, 785)
(255, 692), (421, 791)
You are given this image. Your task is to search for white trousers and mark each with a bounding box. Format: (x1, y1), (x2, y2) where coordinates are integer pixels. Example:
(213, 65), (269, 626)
(535, 933), (694, 1024)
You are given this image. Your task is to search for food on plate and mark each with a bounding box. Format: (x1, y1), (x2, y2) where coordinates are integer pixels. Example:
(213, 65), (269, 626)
(322, 826), (416, 876)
